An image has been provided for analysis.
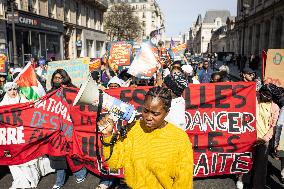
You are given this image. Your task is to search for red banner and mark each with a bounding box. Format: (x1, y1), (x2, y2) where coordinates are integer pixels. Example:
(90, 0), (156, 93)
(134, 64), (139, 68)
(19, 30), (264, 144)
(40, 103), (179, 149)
(0, 82), (256, 178)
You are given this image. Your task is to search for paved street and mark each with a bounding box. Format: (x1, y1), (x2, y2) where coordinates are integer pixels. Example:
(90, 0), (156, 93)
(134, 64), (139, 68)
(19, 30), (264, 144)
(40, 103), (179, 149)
(0, 155), (283, 189)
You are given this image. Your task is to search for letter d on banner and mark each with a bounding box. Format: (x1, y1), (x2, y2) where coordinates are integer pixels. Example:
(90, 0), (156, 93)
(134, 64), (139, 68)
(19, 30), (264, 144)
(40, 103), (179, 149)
(73, 75), (136, 123)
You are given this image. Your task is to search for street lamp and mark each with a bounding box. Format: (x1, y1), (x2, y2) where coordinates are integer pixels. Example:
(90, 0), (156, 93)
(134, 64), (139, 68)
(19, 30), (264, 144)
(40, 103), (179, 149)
(8, 0), (18, 67)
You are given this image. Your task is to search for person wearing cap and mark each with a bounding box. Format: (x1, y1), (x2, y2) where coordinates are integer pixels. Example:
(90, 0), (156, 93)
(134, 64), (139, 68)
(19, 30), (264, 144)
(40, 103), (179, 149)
(107, 76), (122, 89)
(241, 67), (256, 82)
(0, 82), (36, 189)
(162, 66), (188, 130)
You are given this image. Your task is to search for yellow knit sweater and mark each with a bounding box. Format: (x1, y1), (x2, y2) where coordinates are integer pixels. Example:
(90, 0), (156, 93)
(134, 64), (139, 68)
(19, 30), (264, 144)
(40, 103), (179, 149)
(103, 120), (193, 189)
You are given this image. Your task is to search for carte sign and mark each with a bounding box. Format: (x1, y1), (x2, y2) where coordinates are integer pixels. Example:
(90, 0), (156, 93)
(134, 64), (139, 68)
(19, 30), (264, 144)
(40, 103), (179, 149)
(0, 83), (256, 178)
(46, 58), (89, 90)
(265, 49), (284, 87)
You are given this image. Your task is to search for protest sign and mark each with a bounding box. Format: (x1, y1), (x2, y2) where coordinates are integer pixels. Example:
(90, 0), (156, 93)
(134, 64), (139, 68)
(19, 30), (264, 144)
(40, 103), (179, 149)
(128, 43), (160, 79)
(89, 58), (102, 72)
(169, 43), (187, 61)
(107, 41), (133, 71)
(265, 49), (284, 87)
(0, 53), (7, 73)
(0, 82), (256, 178)
(46, 58), (89, 90)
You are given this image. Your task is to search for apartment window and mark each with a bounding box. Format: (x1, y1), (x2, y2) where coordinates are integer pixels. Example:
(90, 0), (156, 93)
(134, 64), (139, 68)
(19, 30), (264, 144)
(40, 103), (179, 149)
(275, 16), (283, 48)
(86, 7), (90, 27)
(254, 24), (260, 53)
(264, 20), (270, 49)
(48, 0), (54, 18)
(76, 2), (80, 25)
(86, 40), (93, 57)
(250, 0), (255, 9)
(248, 26), (253, 52)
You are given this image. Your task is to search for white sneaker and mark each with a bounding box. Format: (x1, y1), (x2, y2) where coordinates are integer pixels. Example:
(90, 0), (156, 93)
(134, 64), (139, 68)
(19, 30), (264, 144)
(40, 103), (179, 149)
(52, 185), (61, 189)
(236, 181), (244, 189)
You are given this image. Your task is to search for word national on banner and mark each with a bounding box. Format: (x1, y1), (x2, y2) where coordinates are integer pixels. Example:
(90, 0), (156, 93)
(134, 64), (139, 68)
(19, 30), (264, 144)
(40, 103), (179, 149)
(0, 82), (256, 178)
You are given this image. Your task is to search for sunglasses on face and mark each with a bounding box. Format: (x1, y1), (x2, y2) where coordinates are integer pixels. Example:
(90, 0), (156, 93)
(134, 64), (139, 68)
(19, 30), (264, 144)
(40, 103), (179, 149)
(8, 88), (17, 91)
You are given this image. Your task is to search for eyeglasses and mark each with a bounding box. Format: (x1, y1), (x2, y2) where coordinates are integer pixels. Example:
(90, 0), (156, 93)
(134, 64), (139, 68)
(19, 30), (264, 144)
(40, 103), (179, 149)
(54, 76), (63, 80)
(8, 88), (17, 91)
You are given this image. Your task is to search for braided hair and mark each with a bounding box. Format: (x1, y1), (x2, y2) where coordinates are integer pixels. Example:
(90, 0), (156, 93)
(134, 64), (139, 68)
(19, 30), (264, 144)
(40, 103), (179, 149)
(145, 86), (172, 112)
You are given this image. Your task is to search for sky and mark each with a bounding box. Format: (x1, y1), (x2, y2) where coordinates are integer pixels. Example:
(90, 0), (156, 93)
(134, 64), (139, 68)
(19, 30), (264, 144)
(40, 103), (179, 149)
(156, 0), (237, 37)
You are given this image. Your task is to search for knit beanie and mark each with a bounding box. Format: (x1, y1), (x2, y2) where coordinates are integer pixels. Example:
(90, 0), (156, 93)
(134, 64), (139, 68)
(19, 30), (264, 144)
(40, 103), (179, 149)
(164, 72), (188, 97)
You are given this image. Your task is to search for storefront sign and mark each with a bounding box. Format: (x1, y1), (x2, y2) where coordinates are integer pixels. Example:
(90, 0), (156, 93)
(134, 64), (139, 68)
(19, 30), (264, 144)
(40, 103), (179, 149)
(46, 58), (90, 90)
(7, 12), (19, 24)
(15, 11), (64, 33)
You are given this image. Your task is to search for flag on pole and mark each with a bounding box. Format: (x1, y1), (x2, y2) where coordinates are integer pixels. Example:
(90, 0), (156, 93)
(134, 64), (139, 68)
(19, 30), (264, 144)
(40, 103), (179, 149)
(14, 62), (46, 100)
(170, 37), (175, 48)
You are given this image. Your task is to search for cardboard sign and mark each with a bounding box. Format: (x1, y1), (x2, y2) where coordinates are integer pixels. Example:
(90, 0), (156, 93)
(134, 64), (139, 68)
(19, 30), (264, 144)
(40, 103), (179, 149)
(0, 53), (7, 73)
(89, 58), (102, 72)
(128, 43), (159, 79)
(265, 49), (284, 87)
(107, 42), (133, 71)
(46, 58), (89, 90)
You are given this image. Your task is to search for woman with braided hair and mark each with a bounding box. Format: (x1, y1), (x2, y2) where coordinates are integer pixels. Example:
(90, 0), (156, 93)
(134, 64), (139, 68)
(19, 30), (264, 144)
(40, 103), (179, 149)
(98, 86), (193, 189)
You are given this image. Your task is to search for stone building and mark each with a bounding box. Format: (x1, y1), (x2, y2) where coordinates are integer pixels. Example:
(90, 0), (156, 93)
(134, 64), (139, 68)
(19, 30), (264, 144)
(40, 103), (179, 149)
(107, 0), (165, 41)
(0, 0), (108, 65)
(188, 14), (202, 53)
(235, 0), (284, 57)
(193, 10), (231, 54)
(209, 16), (237, 53)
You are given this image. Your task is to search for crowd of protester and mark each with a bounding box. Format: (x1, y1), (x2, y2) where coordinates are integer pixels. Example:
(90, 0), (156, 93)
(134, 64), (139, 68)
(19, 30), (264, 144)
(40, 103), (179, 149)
(0, 47), (284, 189)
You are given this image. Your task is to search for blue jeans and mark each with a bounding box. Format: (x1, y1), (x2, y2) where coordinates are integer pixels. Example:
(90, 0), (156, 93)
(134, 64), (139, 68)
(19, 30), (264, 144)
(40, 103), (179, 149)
(55, 169), (66, 187)
(277, 106), (284, 127)
(74, 167), (87, 180)
(55, 168), (87, 186)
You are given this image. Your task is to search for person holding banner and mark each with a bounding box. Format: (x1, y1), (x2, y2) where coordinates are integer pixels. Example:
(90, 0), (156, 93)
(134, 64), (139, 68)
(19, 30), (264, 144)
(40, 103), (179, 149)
(250, 84), (279, 189)
(163, 67), (188, 130)
(99, 86), (193, 189)
(0, 82), (45, 189)
(48, 69), (87, 189)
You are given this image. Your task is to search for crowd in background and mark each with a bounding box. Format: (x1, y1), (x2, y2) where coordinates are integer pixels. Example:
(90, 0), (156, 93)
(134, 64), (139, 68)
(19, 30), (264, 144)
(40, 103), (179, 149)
(0, 45), (284, 189)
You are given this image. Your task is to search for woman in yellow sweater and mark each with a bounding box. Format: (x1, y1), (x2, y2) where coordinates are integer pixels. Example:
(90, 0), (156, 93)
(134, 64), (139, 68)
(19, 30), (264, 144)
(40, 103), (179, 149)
(99, 86), (193, 189)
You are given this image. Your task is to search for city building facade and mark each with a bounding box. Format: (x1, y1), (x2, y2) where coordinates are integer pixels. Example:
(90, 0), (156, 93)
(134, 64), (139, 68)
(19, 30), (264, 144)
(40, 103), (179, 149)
(0, 0), (108, 66)
(188, 14), (202, 53)
(209, 16), (237, 53)
(107, 0), (165, 42)
(235, 0), (284, 58)
(194, 10), (231, 54)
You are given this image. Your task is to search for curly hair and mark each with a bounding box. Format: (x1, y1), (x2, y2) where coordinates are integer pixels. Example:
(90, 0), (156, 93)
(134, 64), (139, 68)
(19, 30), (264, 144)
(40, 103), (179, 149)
(145, 86), (172, 112)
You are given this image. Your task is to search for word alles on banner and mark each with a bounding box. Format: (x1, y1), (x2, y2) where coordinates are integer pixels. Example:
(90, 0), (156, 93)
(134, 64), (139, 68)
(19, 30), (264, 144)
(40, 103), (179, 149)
(0, 82), (256, 178)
